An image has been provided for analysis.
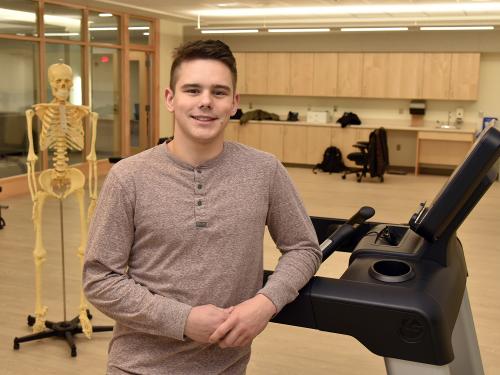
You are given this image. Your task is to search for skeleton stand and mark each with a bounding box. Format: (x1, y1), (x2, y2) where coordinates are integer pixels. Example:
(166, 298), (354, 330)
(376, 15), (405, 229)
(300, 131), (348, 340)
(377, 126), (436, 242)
(14, 200), (113, 357)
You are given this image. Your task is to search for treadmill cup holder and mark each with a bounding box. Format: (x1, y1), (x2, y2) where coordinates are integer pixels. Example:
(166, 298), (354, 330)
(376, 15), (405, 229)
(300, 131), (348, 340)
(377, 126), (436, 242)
(369, 259), (415, 283)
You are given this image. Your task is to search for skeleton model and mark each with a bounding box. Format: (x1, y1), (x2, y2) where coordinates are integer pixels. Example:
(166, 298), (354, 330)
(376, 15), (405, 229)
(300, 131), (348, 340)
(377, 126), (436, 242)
(25, 63), (98, 339)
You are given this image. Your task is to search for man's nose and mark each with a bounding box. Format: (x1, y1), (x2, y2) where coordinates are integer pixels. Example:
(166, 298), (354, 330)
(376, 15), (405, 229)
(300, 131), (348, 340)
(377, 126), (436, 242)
(198, 90), (213, 108)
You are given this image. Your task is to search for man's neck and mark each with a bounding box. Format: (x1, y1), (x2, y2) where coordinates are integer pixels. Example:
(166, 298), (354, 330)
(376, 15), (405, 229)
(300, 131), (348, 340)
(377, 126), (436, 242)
(166, 136), (224, 167)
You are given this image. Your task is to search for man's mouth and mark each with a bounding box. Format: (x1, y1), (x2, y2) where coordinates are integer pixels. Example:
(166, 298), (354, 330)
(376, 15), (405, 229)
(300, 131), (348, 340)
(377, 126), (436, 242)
(191, 115), (218, 122)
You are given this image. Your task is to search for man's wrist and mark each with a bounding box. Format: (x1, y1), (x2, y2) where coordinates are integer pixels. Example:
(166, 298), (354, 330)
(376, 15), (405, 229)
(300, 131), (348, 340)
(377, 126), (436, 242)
(255, 293), (277, 318)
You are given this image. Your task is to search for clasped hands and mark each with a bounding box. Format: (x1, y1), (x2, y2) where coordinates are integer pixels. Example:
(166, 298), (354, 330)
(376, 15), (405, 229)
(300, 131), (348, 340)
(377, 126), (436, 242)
(184, 294), (276, 348)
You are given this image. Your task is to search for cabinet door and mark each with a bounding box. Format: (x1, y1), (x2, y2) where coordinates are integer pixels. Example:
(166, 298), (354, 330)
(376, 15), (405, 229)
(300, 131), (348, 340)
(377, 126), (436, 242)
(267, 53), (290, 95)
(260, 124), (284, 160)
(306, 127), (332, 165)
(386, 53), (424, 99)
(233, 52), (246, 94)
(290, 53), (314, 96)
(245, 53), (268, 94)
(238, 123), (261, 149)
(338, 53), (363, 97)
(362, 53), (388, 98)
(449, 53), (480, 100)
(422, 53), (452, 100)
(224, 122), (239, 142)
(283, 125), (308, 163)
(313, 53), (338, 97)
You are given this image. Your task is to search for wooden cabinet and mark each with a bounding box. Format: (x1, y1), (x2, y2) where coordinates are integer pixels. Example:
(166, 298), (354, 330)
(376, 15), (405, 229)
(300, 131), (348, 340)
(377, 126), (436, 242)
(238, 123), (261, 149)
(362, 53), (388, 98)
(306, 127), (332, 164)
(313, 53), (338, 97)
(422, 53), (452, 100)
(283, 125), (308, 163)
(386, 53), (424, 99)
(245, 53), (268, 94)
(290, 53), (314, 96)
(449, 53), (480, 100)
(224, 122), (239, 142)
(260, 124), (284, 160)
(241, 51), (479, 100)
(267, 53), (290, 95)
(233, 52), (246, 94)
(337, 53), (363, 97)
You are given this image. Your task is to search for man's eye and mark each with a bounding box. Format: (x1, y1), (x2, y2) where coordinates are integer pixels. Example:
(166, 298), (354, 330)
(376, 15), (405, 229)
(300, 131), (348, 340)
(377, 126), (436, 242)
(214, 90), (228, 97)
(185, 88), (199, 94)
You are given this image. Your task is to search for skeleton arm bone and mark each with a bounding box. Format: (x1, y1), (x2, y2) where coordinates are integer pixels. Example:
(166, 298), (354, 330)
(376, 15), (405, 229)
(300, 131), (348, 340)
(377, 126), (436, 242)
(86, 111), (99, 220)
(25, 109), (39, 202)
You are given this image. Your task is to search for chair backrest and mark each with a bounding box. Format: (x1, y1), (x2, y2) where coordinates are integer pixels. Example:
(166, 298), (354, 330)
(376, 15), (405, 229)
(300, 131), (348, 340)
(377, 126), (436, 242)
(367, 127), (389, 177)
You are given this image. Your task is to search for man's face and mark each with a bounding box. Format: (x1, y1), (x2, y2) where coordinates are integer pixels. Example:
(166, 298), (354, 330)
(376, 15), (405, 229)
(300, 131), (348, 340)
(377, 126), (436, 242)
(165, 59), (239, 145)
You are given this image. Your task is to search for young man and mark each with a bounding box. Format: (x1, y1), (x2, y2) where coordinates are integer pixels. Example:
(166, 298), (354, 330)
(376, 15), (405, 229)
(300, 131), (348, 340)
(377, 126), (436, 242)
(83, 40), (322, 374)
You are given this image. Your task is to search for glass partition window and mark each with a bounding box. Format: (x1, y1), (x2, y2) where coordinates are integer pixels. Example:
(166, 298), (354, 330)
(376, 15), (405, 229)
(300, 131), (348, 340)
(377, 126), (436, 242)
(88, 11), (120, 44)
(129, 18), (152, 45)
(91, 47), (120, 158)
(46, 43), (84, 164)
(44, 3), (82, 41)
(0, 0), (39, 37)
(0, 39), (39, 178)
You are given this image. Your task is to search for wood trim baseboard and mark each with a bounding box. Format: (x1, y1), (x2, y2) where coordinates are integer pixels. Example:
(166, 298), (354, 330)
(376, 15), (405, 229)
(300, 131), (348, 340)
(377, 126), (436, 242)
(0, 159), (112, 199)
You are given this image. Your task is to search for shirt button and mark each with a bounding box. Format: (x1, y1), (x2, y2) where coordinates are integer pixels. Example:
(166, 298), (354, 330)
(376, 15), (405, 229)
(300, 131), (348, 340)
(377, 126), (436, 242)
(197, 184), (202, 189)
(197, 200), (202, 206)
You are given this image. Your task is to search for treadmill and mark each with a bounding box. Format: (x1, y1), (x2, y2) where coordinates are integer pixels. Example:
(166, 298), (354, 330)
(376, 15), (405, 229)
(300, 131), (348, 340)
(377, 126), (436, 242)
(265, 125), (500, 375)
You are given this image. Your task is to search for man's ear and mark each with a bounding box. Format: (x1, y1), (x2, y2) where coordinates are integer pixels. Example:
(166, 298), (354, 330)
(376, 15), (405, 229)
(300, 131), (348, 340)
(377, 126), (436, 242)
(165, 87), (175, 112)
(231, 93), (240, 116)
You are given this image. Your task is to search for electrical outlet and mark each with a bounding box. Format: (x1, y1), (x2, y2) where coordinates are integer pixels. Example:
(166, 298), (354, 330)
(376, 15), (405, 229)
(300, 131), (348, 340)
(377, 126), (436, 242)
(456, 107), (464, 119)
(249, 102), (253, 109)
(333, 105), (338, 112)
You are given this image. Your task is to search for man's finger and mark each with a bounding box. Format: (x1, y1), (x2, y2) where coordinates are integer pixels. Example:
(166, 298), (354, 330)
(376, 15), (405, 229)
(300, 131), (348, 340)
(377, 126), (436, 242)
(208, 317), (235, 343)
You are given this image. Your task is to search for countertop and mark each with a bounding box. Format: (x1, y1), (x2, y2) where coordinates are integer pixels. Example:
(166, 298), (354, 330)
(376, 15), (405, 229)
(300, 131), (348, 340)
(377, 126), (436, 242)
(231, 119), (476, 134)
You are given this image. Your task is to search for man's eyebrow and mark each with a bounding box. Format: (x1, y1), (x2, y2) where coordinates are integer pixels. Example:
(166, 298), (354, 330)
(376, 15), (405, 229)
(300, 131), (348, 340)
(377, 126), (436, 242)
(180, 83), (201, 90)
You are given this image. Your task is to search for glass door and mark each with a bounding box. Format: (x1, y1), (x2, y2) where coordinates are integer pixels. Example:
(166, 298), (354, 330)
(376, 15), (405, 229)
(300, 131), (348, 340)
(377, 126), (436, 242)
(129, 51), (151, 154)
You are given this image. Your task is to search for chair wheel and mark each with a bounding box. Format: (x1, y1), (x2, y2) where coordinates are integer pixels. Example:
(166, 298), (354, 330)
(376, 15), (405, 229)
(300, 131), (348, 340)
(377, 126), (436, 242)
(380, 176), (384, 182)
(27, 315), (35, 326)
(13, 339), (19, 350)
(341, 175), (346, 179)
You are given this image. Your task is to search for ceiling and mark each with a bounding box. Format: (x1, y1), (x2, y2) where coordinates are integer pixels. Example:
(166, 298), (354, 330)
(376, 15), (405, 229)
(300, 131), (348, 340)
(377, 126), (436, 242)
(93, 0), (500, 29)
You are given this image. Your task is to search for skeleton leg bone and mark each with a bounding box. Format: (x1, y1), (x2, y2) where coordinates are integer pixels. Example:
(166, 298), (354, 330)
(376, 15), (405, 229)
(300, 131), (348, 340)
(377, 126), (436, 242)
(32, 191), (49, 333)
(75, 187), (93, 338)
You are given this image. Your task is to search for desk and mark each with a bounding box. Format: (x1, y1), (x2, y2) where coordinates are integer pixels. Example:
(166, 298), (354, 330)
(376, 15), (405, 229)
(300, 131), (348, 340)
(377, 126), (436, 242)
(415, 131), (475, 175)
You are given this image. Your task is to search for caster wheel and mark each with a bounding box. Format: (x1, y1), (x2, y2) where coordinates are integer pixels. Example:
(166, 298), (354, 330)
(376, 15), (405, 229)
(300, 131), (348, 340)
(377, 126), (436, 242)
(71, 348), (77, 357)
(341, 175), (346, 179)
(86, 309), (93, 320)
(27, 315), (35, 327)
(13, 339), (19, 350)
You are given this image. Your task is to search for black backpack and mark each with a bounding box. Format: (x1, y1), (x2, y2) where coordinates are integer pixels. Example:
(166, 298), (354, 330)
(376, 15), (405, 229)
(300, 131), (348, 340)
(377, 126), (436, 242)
(313, 146), (345, 174)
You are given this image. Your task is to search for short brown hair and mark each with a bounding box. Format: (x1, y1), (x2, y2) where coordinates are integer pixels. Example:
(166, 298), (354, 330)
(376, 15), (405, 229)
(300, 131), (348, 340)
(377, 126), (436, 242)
(169, 39), (237, 92)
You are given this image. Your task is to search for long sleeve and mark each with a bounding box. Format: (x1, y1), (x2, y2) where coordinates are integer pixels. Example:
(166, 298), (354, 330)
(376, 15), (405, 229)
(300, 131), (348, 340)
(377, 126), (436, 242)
(83, 169), (192, 340)
(258, 160), (322, 312)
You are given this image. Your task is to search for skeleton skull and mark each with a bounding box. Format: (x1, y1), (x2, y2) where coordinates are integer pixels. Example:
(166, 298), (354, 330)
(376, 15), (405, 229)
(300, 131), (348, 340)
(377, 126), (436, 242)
(48, 63), (73, 102)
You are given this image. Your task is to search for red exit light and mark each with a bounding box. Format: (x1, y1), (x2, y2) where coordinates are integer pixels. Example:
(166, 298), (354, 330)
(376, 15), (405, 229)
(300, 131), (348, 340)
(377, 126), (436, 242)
(100, 56), (110, 63)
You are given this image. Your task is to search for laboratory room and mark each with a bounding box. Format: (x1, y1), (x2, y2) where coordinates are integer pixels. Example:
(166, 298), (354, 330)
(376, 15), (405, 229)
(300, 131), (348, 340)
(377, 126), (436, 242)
(0, 1), (499, 374)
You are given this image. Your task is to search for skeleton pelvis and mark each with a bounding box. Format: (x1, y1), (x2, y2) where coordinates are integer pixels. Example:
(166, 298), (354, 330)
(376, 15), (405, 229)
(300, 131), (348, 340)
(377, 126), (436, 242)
(39, 168), (85, 199)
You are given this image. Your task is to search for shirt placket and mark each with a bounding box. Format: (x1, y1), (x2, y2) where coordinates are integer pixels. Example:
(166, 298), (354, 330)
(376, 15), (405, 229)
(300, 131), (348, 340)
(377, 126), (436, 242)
(194, 168), (208, 228)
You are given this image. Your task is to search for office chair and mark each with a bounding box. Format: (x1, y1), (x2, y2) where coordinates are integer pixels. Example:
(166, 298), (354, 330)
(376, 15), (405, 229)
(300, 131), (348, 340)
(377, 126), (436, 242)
(342, 127), (389, 182)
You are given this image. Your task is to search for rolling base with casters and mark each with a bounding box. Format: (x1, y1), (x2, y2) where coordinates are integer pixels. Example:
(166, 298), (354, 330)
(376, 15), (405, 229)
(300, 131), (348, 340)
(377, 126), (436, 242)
(13, 310), (113, 357)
